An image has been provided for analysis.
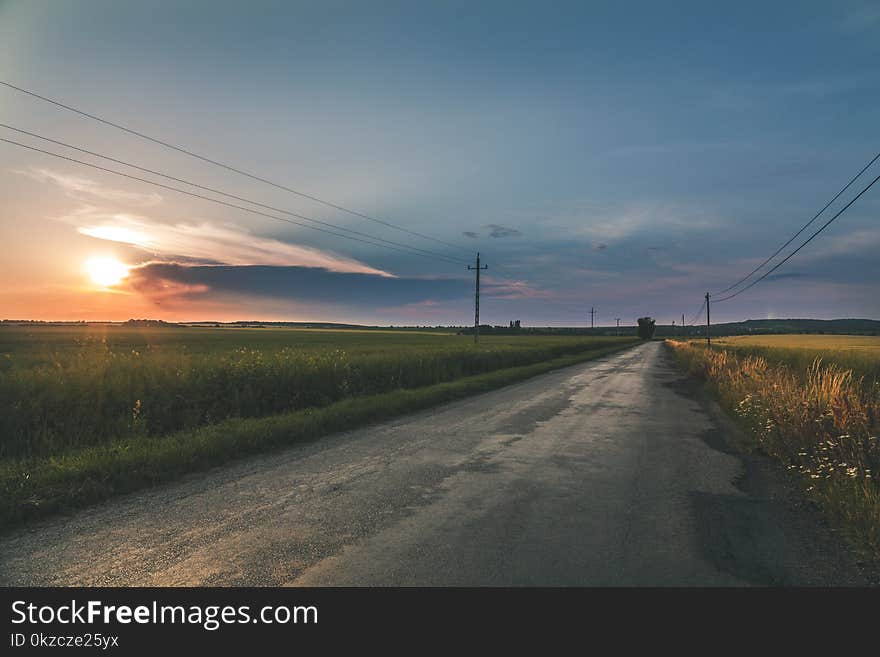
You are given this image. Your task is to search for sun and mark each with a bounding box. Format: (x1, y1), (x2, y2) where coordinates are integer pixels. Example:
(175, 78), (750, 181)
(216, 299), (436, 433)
(86, 257), (130, 287)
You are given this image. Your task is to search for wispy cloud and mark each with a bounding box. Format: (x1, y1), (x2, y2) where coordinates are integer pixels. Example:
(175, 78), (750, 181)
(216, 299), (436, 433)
(839, 4), (880, 31)
(460, 225), (522, 239)
(764, 272), (805, 282)
(482, 277), (556, 300)
(537, 200), (719, 243)
(607, 140), (745, 158)
(704, 72), (880, 114)
(485, 224), (521, 238)
(68, 209), (395, 277)
(17, 167), (163, 206)
(813, 228), (880, 258)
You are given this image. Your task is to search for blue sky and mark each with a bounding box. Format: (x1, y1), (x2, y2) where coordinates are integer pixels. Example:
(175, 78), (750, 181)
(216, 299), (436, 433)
(1, 0), (878, 325)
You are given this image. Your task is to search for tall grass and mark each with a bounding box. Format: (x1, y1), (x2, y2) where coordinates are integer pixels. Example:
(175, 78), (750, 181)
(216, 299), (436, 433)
(0, 332), (638, 528)
(668, 340), (880, 555)
(712, 336), (880, 385)
(0, 327), (636, 459)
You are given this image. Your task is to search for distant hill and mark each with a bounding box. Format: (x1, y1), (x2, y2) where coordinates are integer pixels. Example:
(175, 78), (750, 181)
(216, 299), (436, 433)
(463, 319), (880, 337)
(659, 318), (880, 337)
(123, 319), (180, 327)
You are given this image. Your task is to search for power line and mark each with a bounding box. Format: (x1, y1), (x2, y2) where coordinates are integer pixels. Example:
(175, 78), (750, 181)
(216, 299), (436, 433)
(0, 136), (468, 265)
(688, 300), (705, 325)
(712, 150), (880, 296)
(713, 171), (880, 303)
(0, 79), (471, 254)
(0, 123), (469, 265)
(686, 299), (706, 326)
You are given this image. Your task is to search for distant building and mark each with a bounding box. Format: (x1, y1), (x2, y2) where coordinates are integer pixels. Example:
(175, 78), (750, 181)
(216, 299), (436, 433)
(509, 319), (521, 329)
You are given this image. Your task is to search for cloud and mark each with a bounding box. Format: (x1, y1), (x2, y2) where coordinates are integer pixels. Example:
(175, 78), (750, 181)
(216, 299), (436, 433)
(461, 225), (522, 239)
(764, 272), (805, 282)
(125, 263), (467, 307)
(817, 228), (880, 258)
(127, 274), (211, 301)
(536, 200), (719, 244)
(377, 298), (456, 321)
(840, 5), (880, 31)
(482, 277), (556, 300)
(607, 140), (743, 158)
(485, 224), (521, 238)
(69, 209), (394, 277)
(17, 167), (163, 206)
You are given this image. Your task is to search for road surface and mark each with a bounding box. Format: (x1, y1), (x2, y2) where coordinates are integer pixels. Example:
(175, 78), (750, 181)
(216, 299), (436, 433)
(0, 341), (868, 585)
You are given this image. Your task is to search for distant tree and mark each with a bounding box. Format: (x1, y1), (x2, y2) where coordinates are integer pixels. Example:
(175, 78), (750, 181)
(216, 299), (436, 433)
(637, 317), (656, 339)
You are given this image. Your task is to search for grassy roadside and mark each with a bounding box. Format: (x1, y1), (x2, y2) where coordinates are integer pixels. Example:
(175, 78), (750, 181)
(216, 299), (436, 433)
(0, 340), (639, 531)
(666, 339), (880, 559)
(0, 330), (635, 460)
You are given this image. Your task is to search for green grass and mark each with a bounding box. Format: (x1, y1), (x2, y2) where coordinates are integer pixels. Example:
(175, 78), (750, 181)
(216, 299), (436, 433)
(0, 326), (636, 459)
(0, 325), (638, 529)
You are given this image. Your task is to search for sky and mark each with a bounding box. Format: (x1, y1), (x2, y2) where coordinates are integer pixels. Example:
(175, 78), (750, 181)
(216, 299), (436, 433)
(1, 0), (878, 326)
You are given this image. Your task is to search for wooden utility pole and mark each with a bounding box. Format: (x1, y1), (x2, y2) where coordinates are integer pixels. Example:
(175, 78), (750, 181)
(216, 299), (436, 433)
(590, 307), (596, 330)
(705, 292), (711, 347)
(615, 318), (621, 336)
(468, 252), (488, 344)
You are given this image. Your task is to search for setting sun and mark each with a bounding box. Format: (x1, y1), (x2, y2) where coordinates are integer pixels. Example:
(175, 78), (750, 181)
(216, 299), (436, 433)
(86, 257), (130, 287)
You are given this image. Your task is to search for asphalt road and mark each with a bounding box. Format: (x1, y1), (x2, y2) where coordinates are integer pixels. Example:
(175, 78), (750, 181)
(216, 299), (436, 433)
(0, 341), (868, 586)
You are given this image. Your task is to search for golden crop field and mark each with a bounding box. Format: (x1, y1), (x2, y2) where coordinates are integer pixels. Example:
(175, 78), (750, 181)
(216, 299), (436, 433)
(704, 334), (880, 383)
(714, 334), (880, 352)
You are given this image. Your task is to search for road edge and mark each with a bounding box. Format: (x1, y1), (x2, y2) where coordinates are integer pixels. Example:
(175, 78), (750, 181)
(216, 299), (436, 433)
(660, 341), (879, 585)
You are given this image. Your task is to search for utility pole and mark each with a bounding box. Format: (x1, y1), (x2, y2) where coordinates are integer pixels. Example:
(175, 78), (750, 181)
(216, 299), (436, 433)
(705, 292), (711, 347)
(615, 318), (620, 336)
(682, 314), (685, 337)
(672, 320), (676, 337)
(590, 307), (596, 330)
(468, 252), (488, 344)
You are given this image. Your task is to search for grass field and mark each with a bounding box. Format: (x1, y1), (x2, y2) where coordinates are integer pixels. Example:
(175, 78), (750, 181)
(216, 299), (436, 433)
(668, 336), (880, 557)
(714, 334), (880, 351)
(0, 325), (638, 527)
(711, 334), (880, 383)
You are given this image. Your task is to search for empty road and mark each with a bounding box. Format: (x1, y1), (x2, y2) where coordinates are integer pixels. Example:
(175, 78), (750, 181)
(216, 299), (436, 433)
(0, 341), (868, 586)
